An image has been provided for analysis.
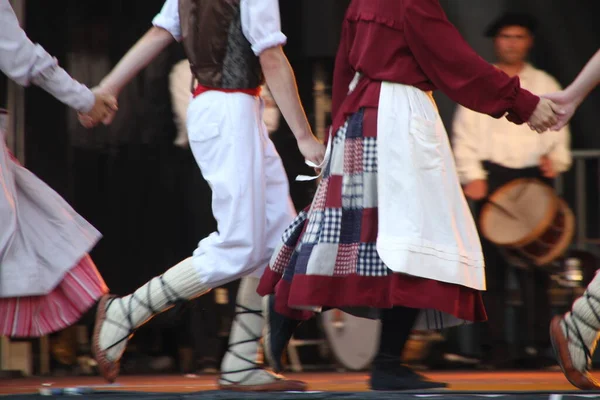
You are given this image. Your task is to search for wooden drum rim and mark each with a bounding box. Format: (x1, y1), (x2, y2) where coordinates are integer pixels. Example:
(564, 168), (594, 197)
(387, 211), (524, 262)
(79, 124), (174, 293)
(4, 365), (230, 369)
(479, 178), (559, 247)
(532, 198), (575, 266)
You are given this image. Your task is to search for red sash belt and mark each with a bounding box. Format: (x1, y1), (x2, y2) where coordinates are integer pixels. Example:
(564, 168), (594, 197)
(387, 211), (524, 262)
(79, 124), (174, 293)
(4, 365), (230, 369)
(193, 84), (261, 98)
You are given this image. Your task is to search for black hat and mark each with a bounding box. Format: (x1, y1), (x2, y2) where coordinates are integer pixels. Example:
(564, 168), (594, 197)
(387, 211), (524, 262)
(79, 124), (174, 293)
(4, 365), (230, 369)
(484, 12), (538, 37)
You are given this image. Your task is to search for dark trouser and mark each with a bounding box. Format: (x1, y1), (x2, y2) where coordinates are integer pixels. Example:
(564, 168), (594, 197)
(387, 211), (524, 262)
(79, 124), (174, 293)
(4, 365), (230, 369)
(373, 306), (420, 370)
(476, 162), (553, 358)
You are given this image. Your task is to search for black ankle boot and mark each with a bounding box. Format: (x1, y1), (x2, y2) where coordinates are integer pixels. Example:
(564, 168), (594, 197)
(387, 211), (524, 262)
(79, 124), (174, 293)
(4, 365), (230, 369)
(370, 363), (447, 391)
(262, 294), (302, 372)
(370, 307), (447, 391)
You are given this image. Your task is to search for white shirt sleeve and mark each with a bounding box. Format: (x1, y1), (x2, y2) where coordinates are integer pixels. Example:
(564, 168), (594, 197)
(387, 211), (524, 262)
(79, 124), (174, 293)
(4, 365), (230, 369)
(240, 0), (287, 56)
(451, 105), (488, 184)
(152, 0), (182, 41)
(0, 0), (94, 112)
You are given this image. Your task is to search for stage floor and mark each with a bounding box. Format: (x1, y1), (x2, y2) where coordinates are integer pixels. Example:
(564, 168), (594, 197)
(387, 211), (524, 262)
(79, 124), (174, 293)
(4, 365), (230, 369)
(1, 371), (599, 398)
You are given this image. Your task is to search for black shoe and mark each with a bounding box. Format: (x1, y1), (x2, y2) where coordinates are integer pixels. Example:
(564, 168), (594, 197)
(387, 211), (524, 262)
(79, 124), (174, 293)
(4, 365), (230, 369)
(262, 294), (302, 373)
(370, 365), (448, 391)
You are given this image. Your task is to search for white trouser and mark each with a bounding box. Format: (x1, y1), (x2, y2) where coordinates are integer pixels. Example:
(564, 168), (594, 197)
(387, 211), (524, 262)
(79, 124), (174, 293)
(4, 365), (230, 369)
(186, 91), (295, 288)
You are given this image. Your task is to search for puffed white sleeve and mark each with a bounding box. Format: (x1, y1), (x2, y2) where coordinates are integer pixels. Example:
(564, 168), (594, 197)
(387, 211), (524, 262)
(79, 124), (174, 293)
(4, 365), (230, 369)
(240, 0), (287, 56)
(152, 0), (183, 41)
(0, 0), (94, 112)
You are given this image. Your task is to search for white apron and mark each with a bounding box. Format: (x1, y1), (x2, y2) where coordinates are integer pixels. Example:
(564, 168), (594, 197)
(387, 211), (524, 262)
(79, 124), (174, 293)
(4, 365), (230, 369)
(0, 128), (101, 298)
(376, 81), (486, 292)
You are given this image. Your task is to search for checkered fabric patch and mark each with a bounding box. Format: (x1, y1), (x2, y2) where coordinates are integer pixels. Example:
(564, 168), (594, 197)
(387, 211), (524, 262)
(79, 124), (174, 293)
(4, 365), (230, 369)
(283, 247), (304, 281)
(319, 208), (342, 243)
(302, 211), (324, 244)
(345, 110), (364, 139)
(362, 137), (377, 173)
(271, 245), (295, 274)
(311, 177), (329, 212)
(333, 121), (348, 147)
(342, 174), (364, 209)
(289, 242), (313, 276)
(339, 208), (363, 244)
(357, 243), (390, 276)
(333, 243), (359, 276)
(344, 138), (364, 174)
(282, 210), (308, 245)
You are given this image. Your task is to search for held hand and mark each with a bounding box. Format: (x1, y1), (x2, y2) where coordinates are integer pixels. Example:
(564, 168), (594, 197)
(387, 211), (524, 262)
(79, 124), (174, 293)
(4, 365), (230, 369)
(527, 98), (562, 134)
(539, 155), (557, 178)
(463, 179), (488, 201)
(297, 134), (326, 167)
(541, 90), (579, 131)
(78, 87), (118, 129)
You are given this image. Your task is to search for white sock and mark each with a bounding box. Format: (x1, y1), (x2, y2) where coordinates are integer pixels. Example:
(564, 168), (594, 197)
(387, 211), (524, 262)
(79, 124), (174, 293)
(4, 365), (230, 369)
(562, 273), (600, 372)
(98, 258), (210, 362)
(219, 277), (280, 386)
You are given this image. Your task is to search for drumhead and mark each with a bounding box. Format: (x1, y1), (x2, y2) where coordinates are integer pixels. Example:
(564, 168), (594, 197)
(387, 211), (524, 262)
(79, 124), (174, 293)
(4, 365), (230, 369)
(480, 178), (557, 246)
(321, 310), (380, 371)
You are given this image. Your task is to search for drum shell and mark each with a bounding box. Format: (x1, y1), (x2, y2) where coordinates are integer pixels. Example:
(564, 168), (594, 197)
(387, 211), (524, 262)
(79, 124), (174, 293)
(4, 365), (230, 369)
(479, 178), (575, 266)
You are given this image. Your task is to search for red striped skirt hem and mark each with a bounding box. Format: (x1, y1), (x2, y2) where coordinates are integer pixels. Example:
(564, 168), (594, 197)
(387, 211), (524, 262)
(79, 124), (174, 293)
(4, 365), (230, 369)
(0, 255), (108, 337)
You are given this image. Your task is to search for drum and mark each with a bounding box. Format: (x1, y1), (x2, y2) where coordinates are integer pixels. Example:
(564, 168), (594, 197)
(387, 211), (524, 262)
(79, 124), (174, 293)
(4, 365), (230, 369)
(320, 309), (441, 370)
(479, 178), (575, 266)
(321, 309), (380, 371)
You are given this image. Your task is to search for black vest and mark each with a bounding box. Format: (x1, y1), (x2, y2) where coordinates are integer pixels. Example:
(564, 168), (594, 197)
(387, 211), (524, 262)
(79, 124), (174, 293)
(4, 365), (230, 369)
(178, 0), (264, 89)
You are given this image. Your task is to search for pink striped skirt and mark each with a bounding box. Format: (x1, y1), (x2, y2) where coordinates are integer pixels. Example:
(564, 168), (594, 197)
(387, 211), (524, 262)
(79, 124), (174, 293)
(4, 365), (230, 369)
(0, 255), (108, 337)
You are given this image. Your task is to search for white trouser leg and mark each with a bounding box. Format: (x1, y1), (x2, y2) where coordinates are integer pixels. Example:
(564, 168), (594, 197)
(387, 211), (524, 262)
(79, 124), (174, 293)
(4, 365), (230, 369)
(187, 92), (294, 284)
(187, 92), (273, 286)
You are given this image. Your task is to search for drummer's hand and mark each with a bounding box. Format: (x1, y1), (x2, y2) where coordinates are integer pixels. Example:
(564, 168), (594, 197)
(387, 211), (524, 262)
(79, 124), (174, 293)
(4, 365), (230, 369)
(539, 155), (557, 178)
(463, 179), (488, 201)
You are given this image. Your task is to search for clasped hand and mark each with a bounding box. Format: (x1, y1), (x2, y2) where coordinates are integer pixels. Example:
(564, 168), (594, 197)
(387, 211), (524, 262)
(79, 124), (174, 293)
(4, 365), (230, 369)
(78, 87), (118, 128)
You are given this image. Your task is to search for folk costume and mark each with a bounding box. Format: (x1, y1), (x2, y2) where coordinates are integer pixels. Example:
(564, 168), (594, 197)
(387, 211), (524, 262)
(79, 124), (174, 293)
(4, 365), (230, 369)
(258, 0), (543, 390)
(0, 0), (107, 338)
(92, 0), (304, 392)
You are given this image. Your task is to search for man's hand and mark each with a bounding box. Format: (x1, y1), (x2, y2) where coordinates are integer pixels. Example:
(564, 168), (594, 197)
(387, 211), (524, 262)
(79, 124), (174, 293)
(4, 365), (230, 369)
(78, 87), (118, 128)
(539, 155), (557, 178)
(527, 98), (562, 134)
(463, 179), (488, 201)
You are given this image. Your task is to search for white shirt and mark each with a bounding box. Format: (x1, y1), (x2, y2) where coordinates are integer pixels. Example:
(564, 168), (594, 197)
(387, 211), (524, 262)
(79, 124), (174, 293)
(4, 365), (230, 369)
(0, 0), (94, 112)
(452, 63), (571, 184)
(153, 0), (287, 56)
